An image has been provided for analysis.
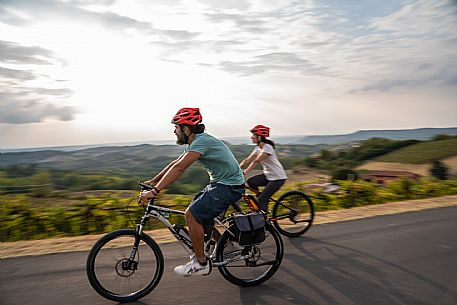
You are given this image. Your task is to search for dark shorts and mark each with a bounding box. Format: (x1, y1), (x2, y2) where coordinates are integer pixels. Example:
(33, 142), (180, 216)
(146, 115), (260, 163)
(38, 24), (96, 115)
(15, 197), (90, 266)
(188, 183), (245, 226)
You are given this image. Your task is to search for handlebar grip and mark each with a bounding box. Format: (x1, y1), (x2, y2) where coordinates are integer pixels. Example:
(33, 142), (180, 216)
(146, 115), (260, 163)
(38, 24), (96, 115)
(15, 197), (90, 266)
(138, 181), (153, 191)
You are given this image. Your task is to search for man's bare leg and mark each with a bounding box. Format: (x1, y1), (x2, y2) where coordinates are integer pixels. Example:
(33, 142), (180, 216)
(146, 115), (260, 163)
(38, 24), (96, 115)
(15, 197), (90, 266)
(185, 210), (206, 264)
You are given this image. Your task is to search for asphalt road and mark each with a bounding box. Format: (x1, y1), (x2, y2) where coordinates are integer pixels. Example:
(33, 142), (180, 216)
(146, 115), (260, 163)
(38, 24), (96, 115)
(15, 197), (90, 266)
(1, 207), (456, 305)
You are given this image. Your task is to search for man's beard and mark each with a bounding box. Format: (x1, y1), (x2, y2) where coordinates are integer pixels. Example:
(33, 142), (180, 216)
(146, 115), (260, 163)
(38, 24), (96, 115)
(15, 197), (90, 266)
(176, 133), (188, 145)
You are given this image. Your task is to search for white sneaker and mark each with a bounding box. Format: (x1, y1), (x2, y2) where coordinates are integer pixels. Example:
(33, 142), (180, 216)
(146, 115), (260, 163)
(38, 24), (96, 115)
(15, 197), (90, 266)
(174, 256), (211, 276)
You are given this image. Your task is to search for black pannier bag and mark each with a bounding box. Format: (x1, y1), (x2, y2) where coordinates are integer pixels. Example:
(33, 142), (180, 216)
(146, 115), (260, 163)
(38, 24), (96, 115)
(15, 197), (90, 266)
(231, 212), (266, 246)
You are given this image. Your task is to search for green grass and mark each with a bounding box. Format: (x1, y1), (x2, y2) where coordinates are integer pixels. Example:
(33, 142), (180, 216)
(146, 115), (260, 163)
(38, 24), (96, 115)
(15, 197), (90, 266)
(376, 139), (457, 164)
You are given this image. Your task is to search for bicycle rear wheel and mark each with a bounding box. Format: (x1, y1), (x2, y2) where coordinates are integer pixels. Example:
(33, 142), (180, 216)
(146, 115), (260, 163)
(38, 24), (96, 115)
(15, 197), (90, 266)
(86, 229), (164, 303)
(271, 190), (314, 237)
(215, 222), (283, 286)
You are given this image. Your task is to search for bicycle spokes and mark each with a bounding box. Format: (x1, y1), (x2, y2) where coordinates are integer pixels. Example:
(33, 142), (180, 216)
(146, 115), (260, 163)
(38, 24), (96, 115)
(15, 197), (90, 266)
(87, 232), (163, 301)
(271, 191), (314, 237)
(216, 224), (283, 285)
(272, 202), (311, 223)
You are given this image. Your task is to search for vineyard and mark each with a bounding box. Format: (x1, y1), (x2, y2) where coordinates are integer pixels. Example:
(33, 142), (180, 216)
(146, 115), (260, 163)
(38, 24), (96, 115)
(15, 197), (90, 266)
(2, 178), (457, 242)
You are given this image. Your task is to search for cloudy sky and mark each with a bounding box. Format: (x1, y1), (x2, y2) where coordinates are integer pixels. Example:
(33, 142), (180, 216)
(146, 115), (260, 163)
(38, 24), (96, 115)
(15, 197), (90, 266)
(1, 0), (456, 149)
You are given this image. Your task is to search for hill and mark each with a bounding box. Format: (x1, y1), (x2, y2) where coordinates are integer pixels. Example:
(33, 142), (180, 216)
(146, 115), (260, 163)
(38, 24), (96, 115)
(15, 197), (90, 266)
(0, 143), (327, 175)
(374, 138), (457, 164)
(3, 127), (456, 152)
(294, 127), (457, 145)
(357, 139), (457, 176)
(356, 162), (432, 176)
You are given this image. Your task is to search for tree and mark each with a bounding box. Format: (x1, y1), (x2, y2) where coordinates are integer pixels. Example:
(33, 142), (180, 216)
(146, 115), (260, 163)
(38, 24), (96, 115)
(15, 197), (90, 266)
(320, 149), (334, 161)
(432, 134), (454, 141)
(304, 157), (319, 168)
(430, 160), (448, 180)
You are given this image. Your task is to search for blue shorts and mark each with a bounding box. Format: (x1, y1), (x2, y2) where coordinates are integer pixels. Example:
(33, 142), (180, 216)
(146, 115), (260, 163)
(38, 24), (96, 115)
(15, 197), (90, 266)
(188, 183), (245, 226)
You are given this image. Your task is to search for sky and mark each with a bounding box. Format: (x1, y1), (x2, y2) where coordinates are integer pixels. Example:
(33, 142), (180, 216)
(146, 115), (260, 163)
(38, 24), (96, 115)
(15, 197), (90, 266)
(1, 0), (456, 149)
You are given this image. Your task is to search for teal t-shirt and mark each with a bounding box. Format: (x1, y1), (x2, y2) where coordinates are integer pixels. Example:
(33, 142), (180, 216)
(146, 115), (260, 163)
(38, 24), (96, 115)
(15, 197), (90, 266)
(185, 133), (245, 185)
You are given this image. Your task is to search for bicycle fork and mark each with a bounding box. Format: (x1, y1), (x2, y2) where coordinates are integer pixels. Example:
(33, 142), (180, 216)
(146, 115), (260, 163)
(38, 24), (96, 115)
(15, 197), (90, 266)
(124, 214), (150, 270)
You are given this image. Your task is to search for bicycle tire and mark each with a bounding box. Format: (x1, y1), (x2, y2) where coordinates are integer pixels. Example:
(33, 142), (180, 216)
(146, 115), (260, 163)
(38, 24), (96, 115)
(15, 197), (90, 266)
(216, 222), (283, 286)
(272, 190), (314, 237)
(86, 229), (164, 303)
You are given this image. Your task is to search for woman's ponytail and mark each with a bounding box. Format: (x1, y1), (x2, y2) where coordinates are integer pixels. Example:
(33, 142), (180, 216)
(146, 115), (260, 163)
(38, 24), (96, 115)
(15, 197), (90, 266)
(260, 136), (275, 149)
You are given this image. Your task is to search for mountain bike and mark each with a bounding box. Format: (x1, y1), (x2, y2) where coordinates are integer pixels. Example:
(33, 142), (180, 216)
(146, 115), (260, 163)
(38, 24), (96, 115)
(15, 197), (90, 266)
(243, 184), (315, 237)
(86, 182), (284, 303)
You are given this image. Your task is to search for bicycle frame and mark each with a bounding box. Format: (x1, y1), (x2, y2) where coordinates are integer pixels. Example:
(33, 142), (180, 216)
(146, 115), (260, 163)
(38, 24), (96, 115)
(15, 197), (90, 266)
(133, 200), (235, 260)
(244, 184), (309, 224)
(131, 182), (272, 268)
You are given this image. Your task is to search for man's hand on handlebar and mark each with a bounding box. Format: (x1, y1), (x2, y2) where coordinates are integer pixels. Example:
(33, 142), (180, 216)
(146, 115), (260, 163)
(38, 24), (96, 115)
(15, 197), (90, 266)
(138, 190), (155, 204)
(137, 181), (161, 204)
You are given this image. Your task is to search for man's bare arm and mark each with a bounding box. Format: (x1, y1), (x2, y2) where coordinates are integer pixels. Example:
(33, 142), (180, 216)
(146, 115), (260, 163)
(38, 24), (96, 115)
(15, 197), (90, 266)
(154, 151), (201, 191)
(145, 153), (185, 184)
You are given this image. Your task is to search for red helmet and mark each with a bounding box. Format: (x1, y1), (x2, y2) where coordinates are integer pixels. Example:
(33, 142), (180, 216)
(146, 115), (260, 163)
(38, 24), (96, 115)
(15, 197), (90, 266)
(250, 124), (270, 137)
(171, 107), (202, 125)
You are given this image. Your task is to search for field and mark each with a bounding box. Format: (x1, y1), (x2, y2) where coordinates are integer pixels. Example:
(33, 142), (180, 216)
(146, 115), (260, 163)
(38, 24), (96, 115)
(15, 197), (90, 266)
(357, 158), (457, 176)
(374, 138), (457, 164)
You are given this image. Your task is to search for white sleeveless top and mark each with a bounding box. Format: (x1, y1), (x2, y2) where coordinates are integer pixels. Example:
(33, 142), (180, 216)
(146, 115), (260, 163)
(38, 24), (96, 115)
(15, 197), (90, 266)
(254, 144), (287, 180)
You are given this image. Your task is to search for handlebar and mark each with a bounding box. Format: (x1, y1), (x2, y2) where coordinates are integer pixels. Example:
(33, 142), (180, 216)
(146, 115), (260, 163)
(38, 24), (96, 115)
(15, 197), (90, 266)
(138, 181), (153, 191)
(137, 181), (156, 208)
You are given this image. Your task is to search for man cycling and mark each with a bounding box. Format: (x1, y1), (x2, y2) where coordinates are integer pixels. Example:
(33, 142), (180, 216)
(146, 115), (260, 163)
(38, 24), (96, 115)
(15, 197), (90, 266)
(139, 107), (245, 276)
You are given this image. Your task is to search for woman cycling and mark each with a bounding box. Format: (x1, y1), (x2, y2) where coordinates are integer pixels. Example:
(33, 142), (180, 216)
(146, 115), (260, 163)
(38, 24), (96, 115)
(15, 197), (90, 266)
(240, 125), (287, 212)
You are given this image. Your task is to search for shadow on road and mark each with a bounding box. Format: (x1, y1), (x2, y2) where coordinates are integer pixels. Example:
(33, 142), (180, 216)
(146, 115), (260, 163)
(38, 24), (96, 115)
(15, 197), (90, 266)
(232, 233), (457, 305)
(270, 236), (455, 305)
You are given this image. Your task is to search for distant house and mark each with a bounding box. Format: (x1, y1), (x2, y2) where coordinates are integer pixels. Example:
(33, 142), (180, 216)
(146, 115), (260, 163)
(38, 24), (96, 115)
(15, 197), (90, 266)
(359, 170), (422, 185)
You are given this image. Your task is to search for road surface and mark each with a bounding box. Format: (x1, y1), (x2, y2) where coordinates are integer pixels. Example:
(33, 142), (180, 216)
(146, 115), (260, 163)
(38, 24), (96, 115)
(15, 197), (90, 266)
(1, 206), (456, 305)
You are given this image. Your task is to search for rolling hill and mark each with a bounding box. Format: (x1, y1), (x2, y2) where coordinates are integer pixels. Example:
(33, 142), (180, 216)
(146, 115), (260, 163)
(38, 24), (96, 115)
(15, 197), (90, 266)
(357, 139), (457, 176)
(374, 138), (457, 164)
(0, 143), (326, 175)
(293, 127), (457, 145)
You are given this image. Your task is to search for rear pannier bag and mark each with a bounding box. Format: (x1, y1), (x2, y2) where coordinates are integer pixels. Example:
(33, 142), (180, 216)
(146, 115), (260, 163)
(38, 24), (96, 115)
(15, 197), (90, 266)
(231, 212), (266, 246)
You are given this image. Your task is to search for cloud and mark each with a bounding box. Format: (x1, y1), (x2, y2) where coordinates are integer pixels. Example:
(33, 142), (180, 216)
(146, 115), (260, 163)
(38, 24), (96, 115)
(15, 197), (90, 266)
(0, 0), (153, 33)
(0, 84), (78, 124)
(1, 1), (336, 78)
(0, 40), (77, 124)
(0, 40), (68, 86)
(0, 0), (206, 50)
(151, 2), (337, 76)
(204, 12), (270, 34)
(315, 0), (457, 94)
(212, 52), (328, 76)
(0, 98), (77, 124)
(0, 40), (63, 65)
(0, 66), (36, 81)
(0, 0), (202, 42)
(2, 0), (456, 97)
(155, 29), (201, 40)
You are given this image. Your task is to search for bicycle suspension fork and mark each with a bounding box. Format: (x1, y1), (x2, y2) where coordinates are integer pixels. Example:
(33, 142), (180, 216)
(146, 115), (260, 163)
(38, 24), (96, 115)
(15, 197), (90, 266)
(128, 213), (150, 263)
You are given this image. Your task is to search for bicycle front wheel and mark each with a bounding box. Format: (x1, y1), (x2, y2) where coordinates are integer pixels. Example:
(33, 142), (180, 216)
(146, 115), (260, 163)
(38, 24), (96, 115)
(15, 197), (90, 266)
(272, 190), (314, 237)
(86, 229), (164, 303)
(216, 222), (283, 286)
